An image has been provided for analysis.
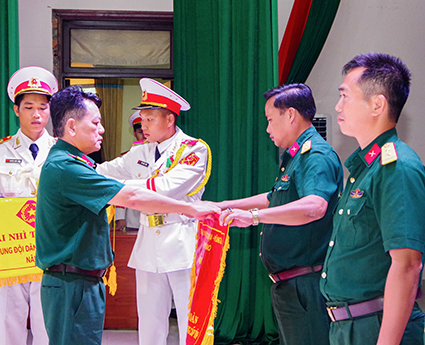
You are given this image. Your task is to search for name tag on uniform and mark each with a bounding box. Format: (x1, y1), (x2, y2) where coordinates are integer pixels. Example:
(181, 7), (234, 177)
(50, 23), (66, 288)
(137, 160), (149, 167)
(5, 159), (22, 164)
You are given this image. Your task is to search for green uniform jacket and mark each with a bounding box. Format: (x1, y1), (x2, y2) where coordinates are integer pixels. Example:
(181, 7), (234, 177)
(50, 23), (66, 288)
(261, 126), (344, 274)
(35, 139), (124, 271)
(321, 128), (425, 303)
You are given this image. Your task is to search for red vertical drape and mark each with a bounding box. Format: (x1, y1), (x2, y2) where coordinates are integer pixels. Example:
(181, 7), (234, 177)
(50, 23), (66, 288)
(278, 0), (313, 85)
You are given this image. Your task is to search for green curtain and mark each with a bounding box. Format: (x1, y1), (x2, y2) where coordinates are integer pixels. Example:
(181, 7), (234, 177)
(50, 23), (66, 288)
(0, 0), (19, 138)
(286, 0), (340, 83)
(174, 1), (279, 343)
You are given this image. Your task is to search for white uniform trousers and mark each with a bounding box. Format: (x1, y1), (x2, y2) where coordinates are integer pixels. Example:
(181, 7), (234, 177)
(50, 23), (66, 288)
(0, 282), (48, 345)
(136, 269), (191, 345)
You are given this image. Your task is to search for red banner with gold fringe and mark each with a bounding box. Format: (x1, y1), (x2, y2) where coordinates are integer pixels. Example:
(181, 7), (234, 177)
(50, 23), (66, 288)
(187, 213), (230, 345)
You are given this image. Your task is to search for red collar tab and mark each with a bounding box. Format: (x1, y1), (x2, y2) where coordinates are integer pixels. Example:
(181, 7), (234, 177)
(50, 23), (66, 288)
(364, 143), (381, 165)
(288, 142), (300, 157)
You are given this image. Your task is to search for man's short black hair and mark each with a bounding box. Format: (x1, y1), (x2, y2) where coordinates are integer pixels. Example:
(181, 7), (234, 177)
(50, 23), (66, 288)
(263, 83), (316, 121)
(342, 53), (411, 123)
(50, 85), (102, 137)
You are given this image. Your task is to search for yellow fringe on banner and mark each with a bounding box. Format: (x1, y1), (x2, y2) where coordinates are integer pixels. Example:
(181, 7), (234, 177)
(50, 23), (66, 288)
(103, 205), (117, 296)
(0, 272), (43, 287)
(187, 219), (230, 345)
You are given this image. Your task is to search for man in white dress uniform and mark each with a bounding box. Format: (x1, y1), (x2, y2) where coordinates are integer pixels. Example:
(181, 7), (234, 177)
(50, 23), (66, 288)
(97, 78), (211, 345)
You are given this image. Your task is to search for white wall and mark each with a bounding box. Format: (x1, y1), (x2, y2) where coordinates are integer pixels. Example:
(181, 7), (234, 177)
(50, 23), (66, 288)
(305, 0), (425, 165)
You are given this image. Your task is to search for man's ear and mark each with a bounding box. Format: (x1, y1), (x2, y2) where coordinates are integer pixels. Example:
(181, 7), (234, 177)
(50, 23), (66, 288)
(167, 113), (175, 128)
(13, 104), (19, 118)
(371, 94), (387, 117)
(287, 107), (297, 123)
(65, 118), (76, 136)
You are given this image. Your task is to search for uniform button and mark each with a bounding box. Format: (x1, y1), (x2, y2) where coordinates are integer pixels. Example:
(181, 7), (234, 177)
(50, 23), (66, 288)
(338, 209), (343, 215)
(321, 272), (327, 279)
(138, 174), (141, 178)
(259, 253), (262, 257)
(9, 171), (12, 175)
(350, 177), (355, 183)
(281, 167), (285, 172)
(155, 230), (160, 235)
(347, 209), (351, 215)
(329, 240), (334, 247)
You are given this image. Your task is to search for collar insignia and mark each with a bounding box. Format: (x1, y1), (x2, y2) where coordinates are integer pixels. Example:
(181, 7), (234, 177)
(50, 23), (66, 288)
(365, 143), (381, 165)
(288, 142), (300, 157)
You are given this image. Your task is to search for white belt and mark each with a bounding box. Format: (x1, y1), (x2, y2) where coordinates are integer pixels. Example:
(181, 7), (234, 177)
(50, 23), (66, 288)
(139, 213), (188, 227)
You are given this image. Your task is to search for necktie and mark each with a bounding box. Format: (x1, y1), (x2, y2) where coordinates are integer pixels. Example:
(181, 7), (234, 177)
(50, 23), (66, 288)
(155, 146), (161, 162)
(29, 143), (39, 160)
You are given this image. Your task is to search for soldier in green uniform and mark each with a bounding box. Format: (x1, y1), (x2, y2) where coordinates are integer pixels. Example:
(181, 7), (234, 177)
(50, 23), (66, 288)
(320, 53), (425, 345)
(34, 86), (219, 345)
(218, 83), (344, 345)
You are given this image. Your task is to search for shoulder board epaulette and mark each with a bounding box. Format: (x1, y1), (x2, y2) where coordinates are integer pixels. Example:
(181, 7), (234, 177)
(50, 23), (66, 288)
(301, 140), (312, 154)
(132, 139), (149, 146)
(381, 142), (398, 165)
(181, 139), (199, 147)
(0, 136), (13, 145)
(68, 153), (96, 168)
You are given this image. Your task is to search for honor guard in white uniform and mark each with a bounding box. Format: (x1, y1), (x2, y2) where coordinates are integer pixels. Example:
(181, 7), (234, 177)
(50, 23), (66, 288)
(97, 78), (211, 345)
(0, 66), (58, 345)
(114, 111), (146, 231)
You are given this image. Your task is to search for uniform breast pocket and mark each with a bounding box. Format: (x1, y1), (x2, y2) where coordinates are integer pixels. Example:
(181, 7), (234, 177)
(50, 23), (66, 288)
(337, 198), (372, 248)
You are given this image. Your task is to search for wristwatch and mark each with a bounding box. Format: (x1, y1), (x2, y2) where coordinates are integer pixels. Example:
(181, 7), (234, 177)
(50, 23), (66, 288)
(249, 208), (260, 226)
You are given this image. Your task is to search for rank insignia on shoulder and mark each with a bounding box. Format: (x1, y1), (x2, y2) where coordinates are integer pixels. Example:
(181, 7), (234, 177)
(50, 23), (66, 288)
(281, 174), (290, 182)
(179, 152), (200, 166)
(182, 139), (198, 147)
(301, 140), (312, 154)
(137, 160), (149, 167)
(132, 139), (149, 146)
(68, 153), (96, 168)
(381, 142), (398, 165)
(0, 136), (12, 145)
(5, 158), (22, 164)
(350, 188), (364, 198)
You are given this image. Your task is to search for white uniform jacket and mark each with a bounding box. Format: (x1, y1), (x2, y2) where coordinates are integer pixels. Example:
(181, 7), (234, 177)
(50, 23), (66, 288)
(0, 129), (56, 198)
(97, 127), (208, 273)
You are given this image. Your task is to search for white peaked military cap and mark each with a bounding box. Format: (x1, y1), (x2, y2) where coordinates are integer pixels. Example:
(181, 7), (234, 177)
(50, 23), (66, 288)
(7, 66), (59, 102)
(133, 78), (190, 116)
(128, 110), (142, 127)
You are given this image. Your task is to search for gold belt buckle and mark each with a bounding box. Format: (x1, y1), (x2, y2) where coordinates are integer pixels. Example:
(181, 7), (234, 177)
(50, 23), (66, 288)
(326, 306), (337, 322)
(148, 214), (165, 227)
